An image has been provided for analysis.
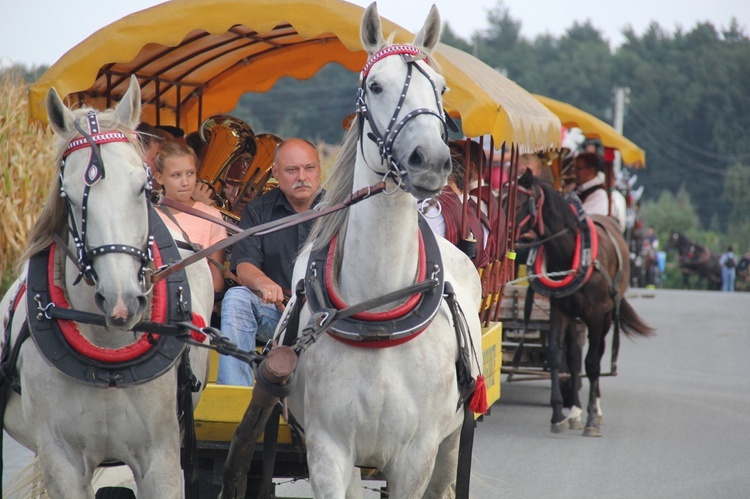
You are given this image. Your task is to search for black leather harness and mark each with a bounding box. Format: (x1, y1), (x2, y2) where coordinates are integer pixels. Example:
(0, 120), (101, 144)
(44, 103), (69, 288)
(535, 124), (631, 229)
(23, 205), (194, 388)
(304, 215), (445, 344)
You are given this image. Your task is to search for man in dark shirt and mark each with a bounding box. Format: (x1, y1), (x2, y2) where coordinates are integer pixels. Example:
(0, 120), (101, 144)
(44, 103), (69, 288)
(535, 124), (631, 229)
(217, 138), (322, 385)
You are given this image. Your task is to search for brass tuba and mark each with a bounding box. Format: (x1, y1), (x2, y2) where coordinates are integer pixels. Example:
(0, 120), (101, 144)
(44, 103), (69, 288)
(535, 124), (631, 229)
(232, 133), (283, 209)
(197, 115), (257, 218)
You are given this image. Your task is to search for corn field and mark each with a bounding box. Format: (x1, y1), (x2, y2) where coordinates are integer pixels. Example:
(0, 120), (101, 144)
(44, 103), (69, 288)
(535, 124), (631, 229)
(1, 73), (55, 294)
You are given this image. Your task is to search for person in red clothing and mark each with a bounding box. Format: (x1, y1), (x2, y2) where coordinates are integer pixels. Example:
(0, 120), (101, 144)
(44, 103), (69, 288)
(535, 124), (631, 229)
(423, 140), (499, 268)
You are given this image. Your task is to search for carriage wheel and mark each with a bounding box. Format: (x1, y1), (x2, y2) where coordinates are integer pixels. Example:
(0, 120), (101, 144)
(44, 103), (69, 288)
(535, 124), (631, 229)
(95, 487), (136, 499)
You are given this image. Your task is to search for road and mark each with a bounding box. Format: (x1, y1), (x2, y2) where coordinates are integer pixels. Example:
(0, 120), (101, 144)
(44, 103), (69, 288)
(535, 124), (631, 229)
(470, 289), (750, 499)
(3, 289), (749, 497)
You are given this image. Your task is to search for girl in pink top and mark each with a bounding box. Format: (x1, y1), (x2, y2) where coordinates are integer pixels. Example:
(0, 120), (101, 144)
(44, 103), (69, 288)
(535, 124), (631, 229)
(153, 142), (228, 293)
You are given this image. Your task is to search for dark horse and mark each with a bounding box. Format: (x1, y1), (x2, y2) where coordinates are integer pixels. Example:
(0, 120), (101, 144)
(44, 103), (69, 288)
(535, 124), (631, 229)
(510, 170), (654, 436)
(666, 231), (722, 290)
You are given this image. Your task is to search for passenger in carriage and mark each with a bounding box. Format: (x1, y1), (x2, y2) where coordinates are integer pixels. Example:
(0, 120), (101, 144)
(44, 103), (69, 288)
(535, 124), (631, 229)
(152, 141), (228, 295)
(422, 139), (498, 268)
(135, 122), (169, 171)
(155, 124), (188, 146)
(217, 138), (322, 386)
(605, 164), (628, 234)
(572, 152), (609, 216)
(518, 152), (554, 185)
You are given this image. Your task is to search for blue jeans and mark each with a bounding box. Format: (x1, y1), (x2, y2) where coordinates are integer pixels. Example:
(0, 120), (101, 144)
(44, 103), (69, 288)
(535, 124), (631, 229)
(217, 286), (282, 386)
(722, 267), (735, 292)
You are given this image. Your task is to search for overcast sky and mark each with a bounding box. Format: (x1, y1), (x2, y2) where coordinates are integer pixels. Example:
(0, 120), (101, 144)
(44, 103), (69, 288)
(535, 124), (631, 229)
(2, 0), (748, 67)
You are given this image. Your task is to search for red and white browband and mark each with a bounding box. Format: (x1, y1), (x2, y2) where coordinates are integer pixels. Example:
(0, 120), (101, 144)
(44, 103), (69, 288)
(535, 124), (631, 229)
(64, 131), (130, 157)
(361, 44), (428, 78)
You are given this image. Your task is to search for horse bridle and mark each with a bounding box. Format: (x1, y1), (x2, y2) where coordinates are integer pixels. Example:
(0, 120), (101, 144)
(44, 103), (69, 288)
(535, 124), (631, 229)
(356, 44), (453, 188)
(514, 183), (544, 239)
(59, 110), (153, 287)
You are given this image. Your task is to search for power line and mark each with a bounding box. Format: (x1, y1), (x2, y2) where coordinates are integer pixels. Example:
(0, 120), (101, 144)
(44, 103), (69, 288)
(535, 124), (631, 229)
(628, 104), (750, 161)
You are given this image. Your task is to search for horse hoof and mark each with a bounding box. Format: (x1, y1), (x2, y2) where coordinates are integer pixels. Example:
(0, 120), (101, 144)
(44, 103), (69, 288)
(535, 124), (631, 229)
(568, 417), (583, 431)
(551, 420), (569, 433)
(583, 426), (602, 437)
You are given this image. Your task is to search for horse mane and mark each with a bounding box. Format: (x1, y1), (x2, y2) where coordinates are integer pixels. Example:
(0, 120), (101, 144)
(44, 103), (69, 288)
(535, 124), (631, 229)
(305, 118), (360, 253)
(18, 106), (142, 271)
(536, 178), (578, 229)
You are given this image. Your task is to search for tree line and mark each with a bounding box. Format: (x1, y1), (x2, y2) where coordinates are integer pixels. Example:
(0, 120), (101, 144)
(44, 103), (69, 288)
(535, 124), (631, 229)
(441, 2), (750, 257)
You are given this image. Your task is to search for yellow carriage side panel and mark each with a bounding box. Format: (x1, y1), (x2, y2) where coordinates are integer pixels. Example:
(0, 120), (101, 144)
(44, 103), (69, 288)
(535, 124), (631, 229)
(194, 384), (295, 443)
(196, 320), (503, 441)
(480, 322), (503, 408)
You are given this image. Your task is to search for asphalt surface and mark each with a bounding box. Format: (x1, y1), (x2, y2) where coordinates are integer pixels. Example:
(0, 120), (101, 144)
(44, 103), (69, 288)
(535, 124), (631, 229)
(4, 289), (749, 498)
(470, 289), (750, 499)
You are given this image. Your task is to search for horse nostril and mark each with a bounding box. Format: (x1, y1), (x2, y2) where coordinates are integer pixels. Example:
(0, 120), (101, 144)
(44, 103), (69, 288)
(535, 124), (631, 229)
(441, 157), (451, 174)
(94, 292), (106, 313)
(408, 147), (424, 167)
(136, 295), (148, 314)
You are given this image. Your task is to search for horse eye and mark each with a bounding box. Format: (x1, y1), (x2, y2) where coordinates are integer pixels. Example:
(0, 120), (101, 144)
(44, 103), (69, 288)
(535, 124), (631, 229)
(441, 87), (447, 96)
(368, 81), (383, 94)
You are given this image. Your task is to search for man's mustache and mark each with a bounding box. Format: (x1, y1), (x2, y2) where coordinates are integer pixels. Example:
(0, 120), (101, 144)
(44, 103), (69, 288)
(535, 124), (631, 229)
(293, 180), (313, 189)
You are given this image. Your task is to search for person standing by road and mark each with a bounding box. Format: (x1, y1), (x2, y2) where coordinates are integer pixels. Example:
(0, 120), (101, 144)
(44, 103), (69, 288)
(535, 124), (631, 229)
(719, 245), (737, 292)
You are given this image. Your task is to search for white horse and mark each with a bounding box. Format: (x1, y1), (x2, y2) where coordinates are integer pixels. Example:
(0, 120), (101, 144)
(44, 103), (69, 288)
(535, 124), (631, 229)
(0, 76), (213, 498)
(285, 4), (482, 498)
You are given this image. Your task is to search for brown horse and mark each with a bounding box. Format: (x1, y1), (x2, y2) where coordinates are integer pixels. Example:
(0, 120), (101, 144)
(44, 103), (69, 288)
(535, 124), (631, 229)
(666, 231), (722, 290)
(510, 170), (654, 436)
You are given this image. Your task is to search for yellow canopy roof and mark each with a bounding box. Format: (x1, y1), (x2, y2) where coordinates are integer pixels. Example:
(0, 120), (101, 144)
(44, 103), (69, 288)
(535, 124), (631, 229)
(29, 0), (560, 151)
(534, 94), (645, 167)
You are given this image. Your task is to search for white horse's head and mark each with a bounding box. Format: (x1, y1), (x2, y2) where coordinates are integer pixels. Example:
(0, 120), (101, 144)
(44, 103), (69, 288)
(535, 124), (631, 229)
(46, 76), (150, 329)
(358, 2), (451, 199)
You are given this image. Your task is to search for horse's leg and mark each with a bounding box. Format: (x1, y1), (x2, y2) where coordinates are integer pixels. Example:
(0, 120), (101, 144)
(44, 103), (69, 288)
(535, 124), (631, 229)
(582, 314), (610, 437)
(383, 442), (440, 499)
(306, 435), (355, 499)
(345, 467), (363, 499)
(36, 440), (96, 499)
(130, 433), (183, 499)
(563, 321), (584, 431)
(422, 425), (461, 499)
(549, 304), (569, 433)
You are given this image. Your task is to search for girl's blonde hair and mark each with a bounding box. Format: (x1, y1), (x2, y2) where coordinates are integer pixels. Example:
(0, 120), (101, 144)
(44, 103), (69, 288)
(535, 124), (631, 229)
(153, 141), (197, 174)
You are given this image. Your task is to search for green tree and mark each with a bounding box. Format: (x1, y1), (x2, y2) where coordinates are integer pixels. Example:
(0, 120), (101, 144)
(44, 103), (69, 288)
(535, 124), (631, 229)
(232, 63), (358, 144)
(640, 185), (700, 240)
(441, 23), (473, 54)
(723, 161), (750, 253)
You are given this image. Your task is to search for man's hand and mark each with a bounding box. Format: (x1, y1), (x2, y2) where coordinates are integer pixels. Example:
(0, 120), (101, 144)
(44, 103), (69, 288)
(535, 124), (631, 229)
(254, 276), (285, 306)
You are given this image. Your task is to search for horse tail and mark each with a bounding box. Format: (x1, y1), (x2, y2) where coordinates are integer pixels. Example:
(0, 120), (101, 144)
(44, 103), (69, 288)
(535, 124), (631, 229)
(4, 455), (45, 498)
(618, 298), (655, 338)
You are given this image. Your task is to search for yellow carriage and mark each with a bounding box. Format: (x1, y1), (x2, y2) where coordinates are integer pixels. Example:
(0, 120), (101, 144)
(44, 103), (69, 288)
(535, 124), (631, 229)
(28, 0), (561, 495)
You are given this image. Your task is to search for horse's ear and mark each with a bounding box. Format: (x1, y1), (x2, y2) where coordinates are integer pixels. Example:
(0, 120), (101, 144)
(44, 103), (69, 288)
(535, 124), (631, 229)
(519, 168), (534, 189)
(413, 5), (441, 53)
(46, 87), (75, 137)
(361, 2), (385, 56)
(115, 75), (142, 130)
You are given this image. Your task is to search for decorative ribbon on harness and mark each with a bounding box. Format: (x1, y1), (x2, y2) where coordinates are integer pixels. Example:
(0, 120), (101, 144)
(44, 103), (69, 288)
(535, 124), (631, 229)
(360, 44), (428, 79)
